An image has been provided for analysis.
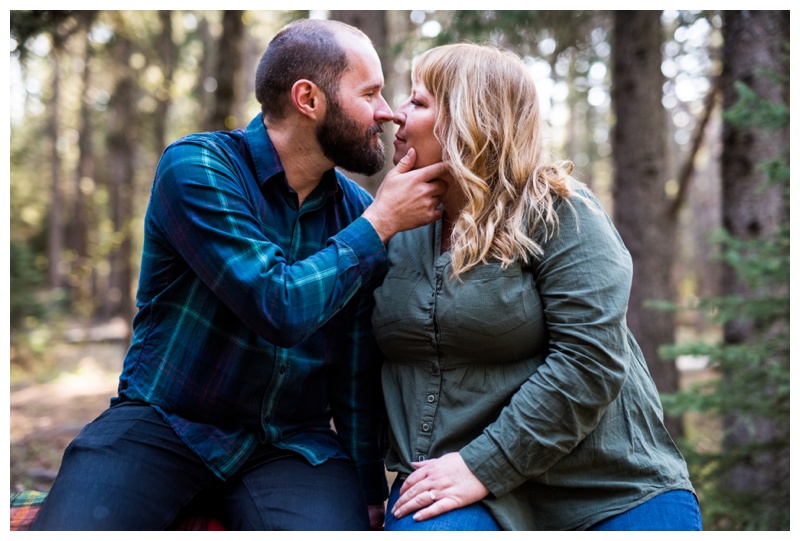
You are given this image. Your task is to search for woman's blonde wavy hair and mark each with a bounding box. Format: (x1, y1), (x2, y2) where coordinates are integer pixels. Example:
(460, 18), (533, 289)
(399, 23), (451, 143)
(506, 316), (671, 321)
(413, 43), (573, 278)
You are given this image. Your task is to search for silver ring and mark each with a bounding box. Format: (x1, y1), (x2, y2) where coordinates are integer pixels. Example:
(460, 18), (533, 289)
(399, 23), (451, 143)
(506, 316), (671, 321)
(429, 490), (436, 501)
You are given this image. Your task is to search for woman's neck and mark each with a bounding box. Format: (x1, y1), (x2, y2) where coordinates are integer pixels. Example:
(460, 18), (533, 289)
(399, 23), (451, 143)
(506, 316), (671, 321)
(440, 185), (466, 253)
(440, 208), (459, 253)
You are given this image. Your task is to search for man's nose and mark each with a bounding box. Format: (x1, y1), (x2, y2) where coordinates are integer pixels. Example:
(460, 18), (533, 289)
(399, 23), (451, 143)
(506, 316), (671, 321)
(374, 94), (393, 123)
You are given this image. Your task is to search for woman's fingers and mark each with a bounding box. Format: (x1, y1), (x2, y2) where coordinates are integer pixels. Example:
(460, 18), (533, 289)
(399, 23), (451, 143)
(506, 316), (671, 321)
(392, 487), (445, 519)
(412, 499), (454, 522)
(392, 471), (440, 518)
(392, 453), (490, 522)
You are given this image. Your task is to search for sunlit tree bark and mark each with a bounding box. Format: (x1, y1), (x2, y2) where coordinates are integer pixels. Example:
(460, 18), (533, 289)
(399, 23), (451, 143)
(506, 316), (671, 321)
(154, 10), (176, 152)
(612, 10), (683, 437)
(68, 29), (96, 315)
(104, 34), (137, 326)
(47, 48), (63, 291)
(205, 10), (245, 131)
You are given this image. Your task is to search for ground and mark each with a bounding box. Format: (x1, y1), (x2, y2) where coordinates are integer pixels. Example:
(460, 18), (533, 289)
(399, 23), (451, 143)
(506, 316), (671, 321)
(10, 340), (124, 493)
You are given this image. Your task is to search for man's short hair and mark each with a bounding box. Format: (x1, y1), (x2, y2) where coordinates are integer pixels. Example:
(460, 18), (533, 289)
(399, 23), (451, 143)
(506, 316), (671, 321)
(255, 19), (369, 122)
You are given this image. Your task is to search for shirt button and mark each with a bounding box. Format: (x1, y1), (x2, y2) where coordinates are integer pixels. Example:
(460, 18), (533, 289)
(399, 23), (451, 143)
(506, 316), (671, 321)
(427, 394), (436, 403)
(417, 454), (425, 462)
(279, 365), (286, 374)
(422, 423), (430, 432)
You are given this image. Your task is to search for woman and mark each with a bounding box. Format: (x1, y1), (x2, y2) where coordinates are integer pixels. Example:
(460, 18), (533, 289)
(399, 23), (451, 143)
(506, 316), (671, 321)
(372, 43), (701, 531)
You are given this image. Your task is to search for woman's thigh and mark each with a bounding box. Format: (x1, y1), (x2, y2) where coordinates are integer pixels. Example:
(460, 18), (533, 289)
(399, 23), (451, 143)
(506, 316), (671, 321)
(383, 477), (501, 531)
(588, 490), (702, 531)
(31, 402), (214, 530)
(220, 448), (370, 531)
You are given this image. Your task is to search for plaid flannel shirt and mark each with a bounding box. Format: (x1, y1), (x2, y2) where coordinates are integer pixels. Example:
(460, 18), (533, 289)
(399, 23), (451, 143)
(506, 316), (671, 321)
(113, 114), (389, 504)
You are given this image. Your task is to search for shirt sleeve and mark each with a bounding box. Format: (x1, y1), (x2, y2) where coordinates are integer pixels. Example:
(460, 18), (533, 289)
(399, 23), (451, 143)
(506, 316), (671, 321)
(148, 137), (387, 348)
(327, 284), (389, 505)
(460, 186), (634, 497)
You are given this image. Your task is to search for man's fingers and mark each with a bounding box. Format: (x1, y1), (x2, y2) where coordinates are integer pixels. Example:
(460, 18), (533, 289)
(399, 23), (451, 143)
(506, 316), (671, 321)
(426, 179), (448, 196)
(364, 154), (448, 242)
(413, 161), (449, 182)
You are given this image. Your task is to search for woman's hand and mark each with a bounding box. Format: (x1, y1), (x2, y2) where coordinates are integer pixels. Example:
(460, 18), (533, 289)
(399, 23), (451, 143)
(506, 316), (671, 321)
(391, 452), (489, 522)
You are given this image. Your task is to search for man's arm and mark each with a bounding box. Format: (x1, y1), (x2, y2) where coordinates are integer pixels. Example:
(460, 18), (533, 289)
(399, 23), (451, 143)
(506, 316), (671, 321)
(148, 140), (445, 349)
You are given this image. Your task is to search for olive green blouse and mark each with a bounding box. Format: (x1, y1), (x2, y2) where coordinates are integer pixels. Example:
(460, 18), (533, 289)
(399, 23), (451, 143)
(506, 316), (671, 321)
(372, 181), (695, 530)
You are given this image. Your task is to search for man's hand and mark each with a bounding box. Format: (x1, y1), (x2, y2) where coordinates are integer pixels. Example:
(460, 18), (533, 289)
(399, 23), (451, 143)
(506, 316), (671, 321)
(362, 148), (449, 244)
(389, 452), (489, 522)
(368, 502), (385, 530)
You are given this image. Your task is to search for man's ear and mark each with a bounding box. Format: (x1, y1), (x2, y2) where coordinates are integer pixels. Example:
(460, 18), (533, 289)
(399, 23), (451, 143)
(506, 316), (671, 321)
(291, 79), (325, 121)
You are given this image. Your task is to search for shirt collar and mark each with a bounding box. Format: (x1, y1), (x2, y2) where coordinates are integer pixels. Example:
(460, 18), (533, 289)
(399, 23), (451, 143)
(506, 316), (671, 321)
(245, 114), (343, 201)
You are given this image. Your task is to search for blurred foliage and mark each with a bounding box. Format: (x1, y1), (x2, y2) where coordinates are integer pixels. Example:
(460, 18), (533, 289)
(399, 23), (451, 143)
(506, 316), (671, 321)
(10, 10), (97, 56)
(434, 10), (598, 57)
(659, 69), (790, 530)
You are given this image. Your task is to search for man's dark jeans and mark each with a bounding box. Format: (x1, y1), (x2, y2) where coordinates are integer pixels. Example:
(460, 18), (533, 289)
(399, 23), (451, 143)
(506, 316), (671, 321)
(31, 401), (369, 530)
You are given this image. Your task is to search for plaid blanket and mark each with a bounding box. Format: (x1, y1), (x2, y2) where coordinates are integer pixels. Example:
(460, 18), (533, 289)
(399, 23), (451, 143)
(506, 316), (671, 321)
(10, 491), (225, 530)
(10, 490), (47, 531)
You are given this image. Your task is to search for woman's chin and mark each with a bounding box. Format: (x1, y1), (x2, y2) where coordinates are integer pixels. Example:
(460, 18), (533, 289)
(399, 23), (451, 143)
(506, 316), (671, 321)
(391, 149), (405, 167)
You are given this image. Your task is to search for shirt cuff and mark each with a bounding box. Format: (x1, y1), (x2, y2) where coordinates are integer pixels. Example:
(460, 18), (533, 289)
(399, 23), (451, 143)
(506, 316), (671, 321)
(460, 433), (527, 498)
(334, 217), (388, 287)
(354, 459), (390, 505)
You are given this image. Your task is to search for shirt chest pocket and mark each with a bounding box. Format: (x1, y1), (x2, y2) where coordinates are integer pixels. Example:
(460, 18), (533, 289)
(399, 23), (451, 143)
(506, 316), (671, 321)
(442, 263), (537, 337)
(371, 269), (425, 330)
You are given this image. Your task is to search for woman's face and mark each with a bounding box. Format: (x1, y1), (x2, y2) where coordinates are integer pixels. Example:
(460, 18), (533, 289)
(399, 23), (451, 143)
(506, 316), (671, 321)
(392, 81), (443, 170)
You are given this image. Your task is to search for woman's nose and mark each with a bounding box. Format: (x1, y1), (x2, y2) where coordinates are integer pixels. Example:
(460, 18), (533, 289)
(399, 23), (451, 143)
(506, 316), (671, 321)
(392, 111), (406, 126)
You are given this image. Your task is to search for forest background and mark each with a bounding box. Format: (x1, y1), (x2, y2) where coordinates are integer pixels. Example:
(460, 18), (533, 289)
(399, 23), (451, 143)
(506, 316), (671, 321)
(7, 8), (791, 530)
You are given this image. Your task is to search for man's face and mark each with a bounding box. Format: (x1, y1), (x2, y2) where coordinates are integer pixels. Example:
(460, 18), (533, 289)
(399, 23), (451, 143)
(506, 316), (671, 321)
(316, 35), (392, 176)
(317, 93), (386, 176)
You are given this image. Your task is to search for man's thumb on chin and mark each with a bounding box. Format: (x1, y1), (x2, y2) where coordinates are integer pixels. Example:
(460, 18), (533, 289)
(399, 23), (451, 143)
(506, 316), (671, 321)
(397, 148), (416, 171)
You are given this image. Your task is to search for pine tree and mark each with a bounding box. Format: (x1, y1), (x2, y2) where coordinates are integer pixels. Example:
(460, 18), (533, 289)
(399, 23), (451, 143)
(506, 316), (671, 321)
(660, 74), (789, 530)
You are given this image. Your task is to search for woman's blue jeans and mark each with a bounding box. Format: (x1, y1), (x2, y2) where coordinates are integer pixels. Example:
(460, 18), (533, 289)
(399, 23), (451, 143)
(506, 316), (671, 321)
(384, 473), (700, 531)
(588, 489), (702, 531)
(383, 477), (501, 531)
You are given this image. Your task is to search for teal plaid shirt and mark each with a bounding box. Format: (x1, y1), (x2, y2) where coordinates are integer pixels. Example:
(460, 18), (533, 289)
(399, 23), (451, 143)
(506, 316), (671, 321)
(113, 114), (389, 503)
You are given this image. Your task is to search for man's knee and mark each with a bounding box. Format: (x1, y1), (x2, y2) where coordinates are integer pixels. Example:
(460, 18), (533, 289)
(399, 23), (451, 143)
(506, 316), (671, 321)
(225, 455), (369, 530)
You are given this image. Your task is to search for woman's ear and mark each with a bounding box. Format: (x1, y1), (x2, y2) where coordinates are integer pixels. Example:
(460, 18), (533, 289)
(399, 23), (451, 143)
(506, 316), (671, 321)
(290, 79), (325, 121)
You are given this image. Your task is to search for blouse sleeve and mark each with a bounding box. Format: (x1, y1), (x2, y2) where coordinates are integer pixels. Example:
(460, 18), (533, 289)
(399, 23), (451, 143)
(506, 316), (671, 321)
(459, 185), (635, 497)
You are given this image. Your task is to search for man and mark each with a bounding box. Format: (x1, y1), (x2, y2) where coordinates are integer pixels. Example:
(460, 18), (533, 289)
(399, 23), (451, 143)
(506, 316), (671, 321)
(32, 18), (446, 531)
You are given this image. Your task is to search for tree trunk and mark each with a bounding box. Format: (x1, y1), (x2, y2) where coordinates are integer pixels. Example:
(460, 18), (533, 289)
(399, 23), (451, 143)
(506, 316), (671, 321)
(69, 32), (95, 315)
(612, 11), (683, 437)
(196, 15), (215, 130)
(104, 36), (137, 328)
(204, 10), (244, 131)
(719, 8), (789, 502)
(47, 49), (63, 292)
(154, 10), (176, 152)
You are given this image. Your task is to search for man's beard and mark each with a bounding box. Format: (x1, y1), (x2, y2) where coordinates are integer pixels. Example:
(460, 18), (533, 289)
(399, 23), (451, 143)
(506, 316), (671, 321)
(317, 96), (386, 176)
